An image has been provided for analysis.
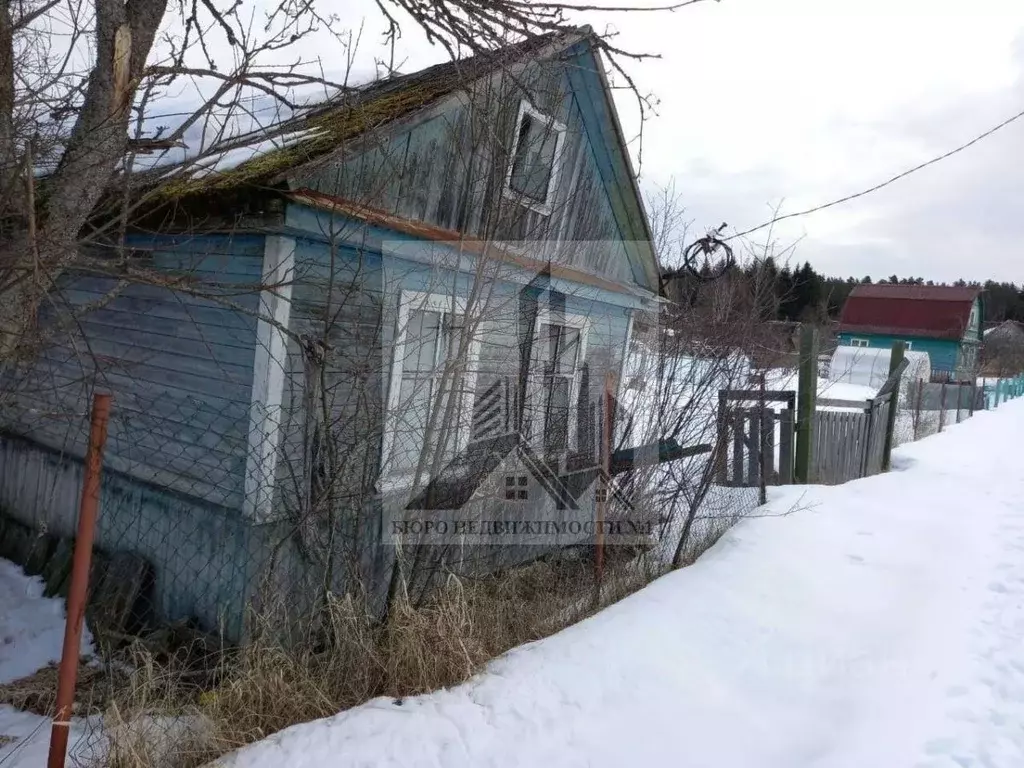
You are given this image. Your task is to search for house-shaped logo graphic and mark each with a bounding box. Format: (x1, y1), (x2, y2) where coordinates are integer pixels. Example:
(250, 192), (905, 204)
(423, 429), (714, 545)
(404, 265), (633, 514)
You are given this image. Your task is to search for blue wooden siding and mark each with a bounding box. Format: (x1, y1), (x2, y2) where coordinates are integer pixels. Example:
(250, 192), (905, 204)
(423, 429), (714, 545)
(837, 333), (961, 372)
(293, 44), (651, 293)
(0, 234), (274, 636)
(280, 199), (635, 497)
(0, 432), (312, 639)
(2, 234), (264, 510)
(272, 207), (635, 598)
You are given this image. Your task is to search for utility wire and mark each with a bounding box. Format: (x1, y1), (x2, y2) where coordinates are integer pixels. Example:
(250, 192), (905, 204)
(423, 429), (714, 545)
(725, 104), (1024, 242)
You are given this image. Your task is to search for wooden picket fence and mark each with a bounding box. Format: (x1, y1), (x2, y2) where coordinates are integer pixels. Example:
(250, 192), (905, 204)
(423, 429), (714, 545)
(811, 393), (892, 484)
(715, 390), (795, 487)
(716, 331), (909, 489)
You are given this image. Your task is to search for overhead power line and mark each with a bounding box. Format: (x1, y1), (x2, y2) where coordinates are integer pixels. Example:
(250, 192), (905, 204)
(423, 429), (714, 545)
(725, 104), (1024, 242)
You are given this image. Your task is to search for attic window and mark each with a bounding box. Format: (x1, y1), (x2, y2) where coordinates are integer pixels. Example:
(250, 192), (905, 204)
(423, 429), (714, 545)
(505, 101), (565, 214)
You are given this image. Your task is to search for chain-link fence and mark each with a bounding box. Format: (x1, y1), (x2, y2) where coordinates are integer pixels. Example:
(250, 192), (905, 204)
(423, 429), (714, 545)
(0, 244), (774, 765)
(895, 379), (985, 445)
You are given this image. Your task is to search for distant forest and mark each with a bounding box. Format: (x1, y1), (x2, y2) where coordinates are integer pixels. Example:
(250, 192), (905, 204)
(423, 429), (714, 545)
(735, 258), (1024, 325)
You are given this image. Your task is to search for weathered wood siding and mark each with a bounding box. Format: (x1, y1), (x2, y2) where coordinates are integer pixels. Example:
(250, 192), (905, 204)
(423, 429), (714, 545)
(274, 236), (387, 512)
(294, 44), (647, 291)
(276, 203), (638, 591)
(1, 234), (263, 509)
(0, 234), (276, 636)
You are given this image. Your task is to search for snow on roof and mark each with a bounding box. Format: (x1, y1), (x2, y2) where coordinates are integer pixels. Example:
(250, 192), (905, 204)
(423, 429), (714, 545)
(133, 31), (578, 199)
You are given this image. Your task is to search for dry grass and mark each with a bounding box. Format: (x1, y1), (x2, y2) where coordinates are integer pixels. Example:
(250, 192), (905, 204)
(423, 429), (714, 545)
(80, 488), (754, 768)
(90, 552), (641, 768)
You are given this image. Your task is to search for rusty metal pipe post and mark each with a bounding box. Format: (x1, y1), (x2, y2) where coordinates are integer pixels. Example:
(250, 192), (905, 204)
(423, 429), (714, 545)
(47, 393), (111, 768)
(594, 371), (616, 604)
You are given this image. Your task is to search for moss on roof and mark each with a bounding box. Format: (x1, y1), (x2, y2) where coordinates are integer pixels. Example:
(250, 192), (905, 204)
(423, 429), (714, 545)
(157, 84), (455, 200)
(153, 31), (574, 201)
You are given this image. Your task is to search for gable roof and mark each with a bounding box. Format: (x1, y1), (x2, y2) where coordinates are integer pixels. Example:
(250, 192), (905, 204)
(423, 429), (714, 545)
(838, 284), (982, 341)
(149, 34), (562, 199)
(984, 319), (1024, 339)
(143, 28), (659, 291)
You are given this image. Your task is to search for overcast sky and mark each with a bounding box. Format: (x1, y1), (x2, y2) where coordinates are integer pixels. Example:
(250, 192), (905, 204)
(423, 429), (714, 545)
(313, 0), (1024, 283)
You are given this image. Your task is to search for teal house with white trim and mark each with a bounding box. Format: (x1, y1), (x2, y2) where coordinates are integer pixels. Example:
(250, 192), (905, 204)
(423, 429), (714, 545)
(836, 284), (984, 382)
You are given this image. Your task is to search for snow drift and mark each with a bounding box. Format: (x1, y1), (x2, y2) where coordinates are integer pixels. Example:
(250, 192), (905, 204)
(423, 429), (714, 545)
(218, 401), (1024, 768)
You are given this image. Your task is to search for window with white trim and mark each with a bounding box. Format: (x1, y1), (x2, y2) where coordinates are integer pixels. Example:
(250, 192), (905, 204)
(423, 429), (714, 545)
(505, 101), (566, 213)
(527, 315), (587, 453)
(850, 338), (869, 348)
(385, 292), (478, 482)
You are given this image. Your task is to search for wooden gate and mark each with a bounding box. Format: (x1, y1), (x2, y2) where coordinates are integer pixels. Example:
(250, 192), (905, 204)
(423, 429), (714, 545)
(715, 390), (796, 487)
(810, 358), (906, 484)
(716, 357), (908, 489)
(810, 395), (890, 484)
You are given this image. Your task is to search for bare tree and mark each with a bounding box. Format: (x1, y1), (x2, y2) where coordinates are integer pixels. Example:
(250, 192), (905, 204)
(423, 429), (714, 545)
(0, 0), (713, 365)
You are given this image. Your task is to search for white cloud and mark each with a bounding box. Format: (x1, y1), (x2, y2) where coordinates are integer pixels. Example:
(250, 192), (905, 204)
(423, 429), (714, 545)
(604, 0), (1024, 281)
(241, 0), (1024, 282)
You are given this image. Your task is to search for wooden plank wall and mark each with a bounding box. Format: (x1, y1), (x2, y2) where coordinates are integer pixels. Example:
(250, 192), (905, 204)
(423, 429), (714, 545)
(296, 53), (636, 289)
(810, 396), (891, 485)
(1, 234), (264, 510)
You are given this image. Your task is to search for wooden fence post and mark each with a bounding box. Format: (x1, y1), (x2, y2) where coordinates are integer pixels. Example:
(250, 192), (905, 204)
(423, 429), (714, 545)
(938, 380), (947, 432)
(912, 380), (923, 440)
(794, 325), (818, 484)
(881, 341), (905, 471)
(715, 390), (728, 484)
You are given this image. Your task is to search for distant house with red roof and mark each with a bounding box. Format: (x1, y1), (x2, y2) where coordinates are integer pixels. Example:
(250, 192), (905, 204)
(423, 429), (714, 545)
(836, 284), (984, 382)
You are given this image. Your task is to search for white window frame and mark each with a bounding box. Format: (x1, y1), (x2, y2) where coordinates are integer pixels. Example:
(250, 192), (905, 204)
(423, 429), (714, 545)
(525, 308), (590, 452)
(903, 340), (913, 350)
(503, 99), (567, 216)
(850, 338), (869, 348)
(383, 290), (481, 489)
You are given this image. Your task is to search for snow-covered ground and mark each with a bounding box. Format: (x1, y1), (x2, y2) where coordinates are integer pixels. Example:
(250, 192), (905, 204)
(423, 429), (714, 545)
(767, 368), (877, 407)
(220, 400), (1024, 768)
(0, 559), (95, 766)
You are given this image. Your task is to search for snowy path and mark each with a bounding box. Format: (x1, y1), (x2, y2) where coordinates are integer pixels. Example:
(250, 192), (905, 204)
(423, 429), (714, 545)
(222, 402), (1024, 767)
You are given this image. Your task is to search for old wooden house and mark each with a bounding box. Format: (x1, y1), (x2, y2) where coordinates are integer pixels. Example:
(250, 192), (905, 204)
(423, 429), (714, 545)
(0, 29), (661, 637)
(837, 285), (984, 382)
(981, 320), (1024, 377)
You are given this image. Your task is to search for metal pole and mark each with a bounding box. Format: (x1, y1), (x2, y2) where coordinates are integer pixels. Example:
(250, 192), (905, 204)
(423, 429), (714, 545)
(47, 393), (111, 768)
(595, 371), (614, 604)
